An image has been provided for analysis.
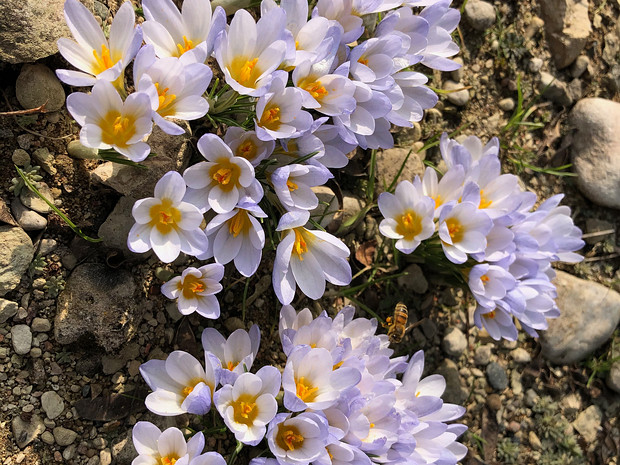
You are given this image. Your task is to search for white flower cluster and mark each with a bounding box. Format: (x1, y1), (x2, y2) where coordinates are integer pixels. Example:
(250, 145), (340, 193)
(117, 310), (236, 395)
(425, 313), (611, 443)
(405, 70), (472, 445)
(133, 305), (467, 465)
(57, 0), (462, 309)
(378, 133), (584, 340)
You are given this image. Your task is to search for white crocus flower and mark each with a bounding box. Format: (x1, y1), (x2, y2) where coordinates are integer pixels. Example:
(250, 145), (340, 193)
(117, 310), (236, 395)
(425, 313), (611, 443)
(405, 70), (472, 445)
(142, 0), (226, 63)
(224, 128), (275, 167)
(134, 45), (212, 135)
(421, 165), (465, 218)
(271, 164), (332, 212)
(215, 8), (290, 96)
(139, 350), (220, 416)
(66, 81), (153, 162)
(438, 201), (493, 264)
(202, 325), (261, 385)
(161, 264), (224, 319)
(127, 171), (209, 263)
(201, 203), (267, 278)
(273, 211), (352, 305)
(132, 422), (204, 465)
(183, 134), (262, 214)
(378, 179), (435, 254)
(57, 0), (142, 88)
(214, 366), (281, 446)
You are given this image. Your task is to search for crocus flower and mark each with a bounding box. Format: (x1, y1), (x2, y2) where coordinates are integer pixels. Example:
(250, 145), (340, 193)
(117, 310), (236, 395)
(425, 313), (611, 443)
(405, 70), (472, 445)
(202, 325), (261, 385)
(468, 263), (516, 310)
(267, 412), (330, 465)
(201, 203), (267, 277)
(282, 346), (360, 412)
(215, 8), (289, 96)
(438, 201), (493, 264)
(214, 366), (281, 446)
(57, 0), (142, 87)
(183, 134), (262, 214)
(273, 211), (352, 305)
(139, 350), (220, 416)
(187, 453), (226, 465)
(271, 164), (332, 212)
(132, 422), (204, 465)
(378, 179), (435, 254)
(224, 128), (275, 167)
(127, 171), (209, 263)
(419, 0), (462, 71)
(161, 263), (224, 319)
(142, 0), (226, 63)
(474, 305), (518, 341)
(421, 165), (465, 218)
(134, 45), (212, 135)
(66, 81), (153, 162)
(313, 0), (364, 44)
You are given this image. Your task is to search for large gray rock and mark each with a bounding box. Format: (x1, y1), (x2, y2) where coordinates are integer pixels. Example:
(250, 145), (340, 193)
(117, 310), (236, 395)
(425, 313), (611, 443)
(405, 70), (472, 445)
(569, 98), (620, 209)
(98, 196), (143, 255)
(540, 271), (620, 364)
(54, 263), (142, 352)
(0, 298), (18, 324)
(464, 0), (496, 31)
(11, 325), (32, 355)
(11, 198), (47, 231)
(12, 414), (45, 448)
(375, 148), (424, 195)
(540, 0), (591, 69)
(15, 64), (65, 112)
(41, 391), (65, 419)
(0, 226), (34, 296)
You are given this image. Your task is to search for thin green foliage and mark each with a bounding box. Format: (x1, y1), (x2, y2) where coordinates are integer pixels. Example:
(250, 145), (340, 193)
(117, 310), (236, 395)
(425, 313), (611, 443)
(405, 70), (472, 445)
(366, 149), (377, 202)
(98, 149), (149, 169)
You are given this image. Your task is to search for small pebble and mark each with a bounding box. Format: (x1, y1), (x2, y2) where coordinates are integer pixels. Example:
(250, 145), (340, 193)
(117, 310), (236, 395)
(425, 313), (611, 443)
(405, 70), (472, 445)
(12, 149), (31, 166)
(443, 80), (470, 106)
(510, 347), (531, 363)
(486, 362), (508, 390)
(499, 98), (515, 111)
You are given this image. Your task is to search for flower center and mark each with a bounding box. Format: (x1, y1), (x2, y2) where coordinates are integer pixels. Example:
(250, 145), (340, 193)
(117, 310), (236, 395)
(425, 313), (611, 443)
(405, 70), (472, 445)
(299, 78), (328, 100)
(226, 360), (238, 371)
(154, 82), (177, 116)
(479, 189), (493, 209)
(480, 274), (490, 283)
(149, 198), (181, 234)
(176, 35), (194, 56)
(92, 44), (114, 74)
(292, 229), (309, 261)
(100, 111), (136, 148)
(228, 210), (252, 237)
(259, 106), (281, 131)
(433, 194), (443, 208)
(209, 159), (240, 192)
(394, 210), (423, 241)
(160, 455), (178, 465)
(484, 310), (496, 319)
(233, 395), (258, 425)
(179, 274), (207, 299)
(287, 180), (298, 191)
(296, 376), (319, 403)
(446, 218), (464, 243)
(231, 57), (261, 87)
(180, 377), (205, 399)
(236, 140), (257, 161)
(358, 56), (369, 66)
(276, 424), (304, 452)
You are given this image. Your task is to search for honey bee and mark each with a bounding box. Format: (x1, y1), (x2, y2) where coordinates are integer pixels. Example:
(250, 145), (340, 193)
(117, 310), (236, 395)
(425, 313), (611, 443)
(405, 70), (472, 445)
(386, 302), (408, 344)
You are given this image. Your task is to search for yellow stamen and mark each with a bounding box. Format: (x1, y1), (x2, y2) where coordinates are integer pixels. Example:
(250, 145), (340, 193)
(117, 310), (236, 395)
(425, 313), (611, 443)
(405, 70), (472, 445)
(179, 377), (208, 399)
(154, 82), (177, 115)
(292, 229), (308, 261)
(92, 44), (114, 74)
(295, 40), (300, 50)
(479, 189), (493, 209)
(149, 198), (181, 235)
(484, 310), (496, 319)
(283, 429), (303, 451)
(296, 376), (319, 402)
(333, 360), (344, 370)
(231, 57), (261, 87)
(287, 180), (298, 191)
(176, 36), (194, 56)
(228, 210), (251, 238)
(260, 106), (281, 131)
(394, 210), (423, 241)
(182, 386), (194, 397)
(213, 168), (232, 185)
(209, 159), (240, 192)
(369, 423), (375, 428)
(480, 275), (490, 283)
(237, 140), (257, 161)
(160, 456), (178, 465)
(226, 361), (238, 371)
(434, 194), (443, 208)
(358, 56), (369, 66)
(445, 218), (463, 242)
(298, 78), (328, 100)
(181, 274), (207, 299)
(415, 391), (421, 397)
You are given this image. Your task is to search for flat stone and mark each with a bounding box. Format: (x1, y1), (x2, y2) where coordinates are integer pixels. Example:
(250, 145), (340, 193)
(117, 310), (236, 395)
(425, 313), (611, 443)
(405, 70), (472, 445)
(0, 298), (19, 324)
(572, 405), (602, 442)
(375, 148), (424, 195)
(474, 344), (493, 366)
(499, 98), (515, 111)
(540, 72), (573, 106)
(67, 140), (99, 160)
(98, 196), (142, 255)
(607, 360), (620, 394)
(0, 225), (34, 296)
(53, 426), (78, 446)
(464, 0), (496, 31)
(12, 414), (45, 448)
(15, 64), (65, 112)
(529, 431), (543, 450)
(443, 80), (470, 106)
(397, 264), (428, 294)
(540, 271), (620, 364)
(486, 362), (508, 390)
(31, 317), (51, 332)
(41, 391), (65, 419)
(570, 98), (620, 209)
(32, 148), (57, 175)
(54, 263), (142, 352)
(510, 348), (532, 364)
(310, 186), (340, 229)
(12, 149), (30, 166)
(19, 183), (53, 214)
(11, 325), (32, 355)
(11, 198), (47, 231)
(442, 328), (467, 357)
(540, 0), (592, 69)
(436, 358), (468, 405)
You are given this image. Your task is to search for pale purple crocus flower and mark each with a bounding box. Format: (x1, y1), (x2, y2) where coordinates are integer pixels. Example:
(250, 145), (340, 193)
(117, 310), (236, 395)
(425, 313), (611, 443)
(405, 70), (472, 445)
(57, 0), (142, 88)
(161, 264), (224, 319)
(419, 0), (462, 71)
(421, 165), (465, 218)
(139, 350), (220, 416)
(224, 128), (275, 167)
(200, 203), (267, 278)
(378, 179), (436, 254)
(348, 34), (406, 87)
(132, 422), (204, 465)
(214, 366), (281, 446)
(255, 72), (314, 141)
(313, 123), (357, 169)
(313, 0), (364, 44)
(133, 45), (212, 135)
(440, 133), (501, 172)
(375, 7), (430, 63)
(271, 164), (332, 212)
(468, 263), (517, 310)
(215, 8), (290, 97)
(273, 211), (352, 305)
(127, 171), (209, 263)
(183, 134), (261, 214)
(385, 71), (439, 127)
(186, 453), (226, 465)
(474, 305), (519, 341)
(438, 201), (493, 264)
(66, 81), (153, 162)
(202, 325), (261, 385)
(267, 412), (330, 465)
(142, 0), (226, 63)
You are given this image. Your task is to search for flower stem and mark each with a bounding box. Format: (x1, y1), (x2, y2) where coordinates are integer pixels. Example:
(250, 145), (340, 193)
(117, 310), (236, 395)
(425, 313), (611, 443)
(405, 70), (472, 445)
(227, 440), (244, 465)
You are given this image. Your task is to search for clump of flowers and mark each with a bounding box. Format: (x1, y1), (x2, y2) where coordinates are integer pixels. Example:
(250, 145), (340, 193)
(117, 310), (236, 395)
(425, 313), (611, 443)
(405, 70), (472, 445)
(133, 305), (468, 465)
(377, 133), (584, 340)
